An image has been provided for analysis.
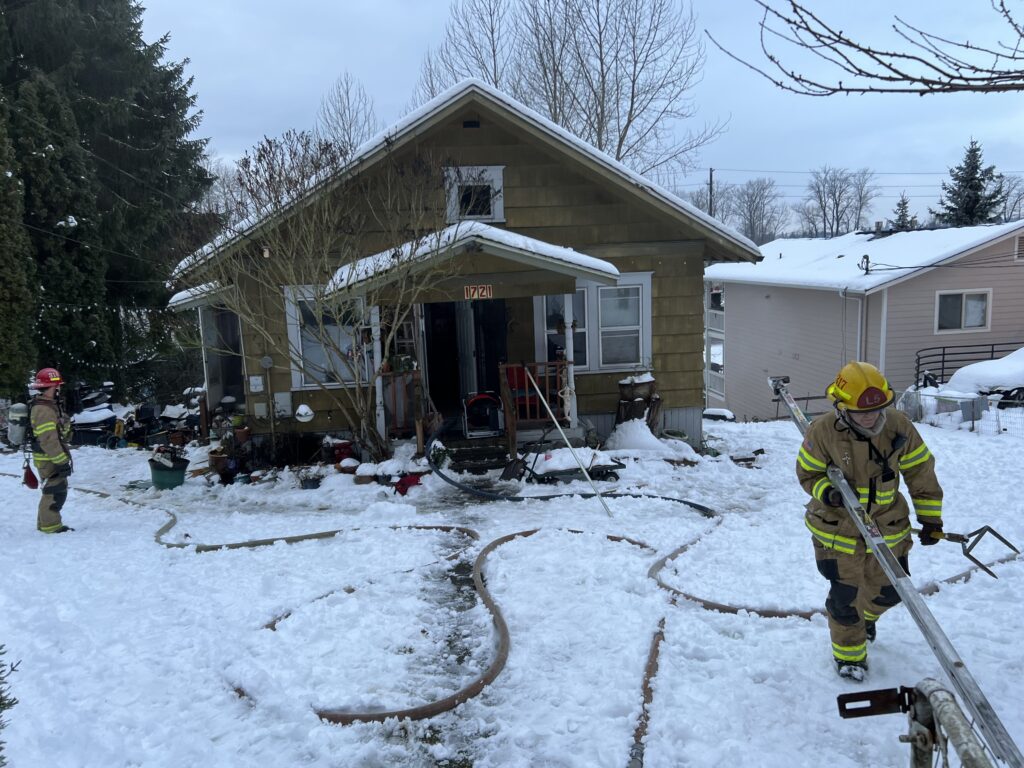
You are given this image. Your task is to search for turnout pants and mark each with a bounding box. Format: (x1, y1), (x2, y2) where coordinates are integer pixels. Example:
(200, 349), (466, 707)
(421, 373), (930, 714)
(813, 538), (912, 664)
(36, 462), (68, 532)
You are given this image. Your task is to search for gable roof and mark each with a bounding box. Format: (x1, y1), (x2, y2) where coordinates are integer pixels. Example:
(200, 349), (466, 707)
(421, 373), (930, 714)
(327, 222), (619, 296)
(705, 221), (1024, 294)
(174, 78), (759, 281)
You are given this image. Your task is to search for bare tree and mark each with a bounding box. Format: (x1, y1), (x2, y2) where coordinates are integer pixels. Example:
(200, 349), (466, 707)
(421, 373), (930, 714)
(1000, 174), (1024, 221)
(790, 200), (821, 236)
(732, 177), (789, 244)
(685, 178), (735, 223)
(708, 1), (1024, 96)
(411, 0), (519, 104)
(317, 72), (382, 156)
(801, 166), (878, 237)
(517, 0), (580, 125)
(849, 168), (881, 231)
(413, 0), (722, 174)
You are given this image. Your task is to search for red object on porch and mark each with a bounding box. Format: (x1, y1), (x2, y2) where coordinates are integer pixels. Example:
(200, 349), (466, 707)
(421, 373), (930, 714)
(505, 366), (539, 417)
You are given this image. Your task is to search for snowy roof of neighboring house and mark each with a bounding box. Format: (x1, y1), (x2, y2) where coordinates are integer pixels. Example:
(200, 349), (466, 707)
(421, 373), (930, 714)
(173, 78), (758, 281)
(704, 220), (1024, 293)
(326, 221), (619, 295)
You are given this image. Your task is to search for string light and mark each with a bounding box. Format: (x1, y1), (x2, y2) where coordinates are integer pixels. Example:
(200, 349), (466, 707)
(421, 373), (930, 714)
(34, 299), (182, 371)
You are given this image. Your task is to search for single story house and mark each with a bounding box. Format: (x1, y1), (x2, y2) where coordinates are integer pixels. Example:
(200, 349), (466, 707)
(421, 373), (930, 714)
(704, 221), (1024, 421)
(170, 79), (759, 454)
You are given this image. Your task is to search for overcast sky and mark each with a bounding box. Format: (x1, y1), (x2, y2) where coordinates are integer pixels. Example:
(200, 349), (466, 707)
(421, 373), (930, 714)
(141, 0), (1024, 225)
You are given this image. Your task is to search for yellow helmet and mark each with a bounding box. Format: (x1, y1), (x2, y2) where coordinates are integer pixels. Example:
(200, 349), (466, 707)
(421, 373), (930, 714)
(828, 361), (893, 412)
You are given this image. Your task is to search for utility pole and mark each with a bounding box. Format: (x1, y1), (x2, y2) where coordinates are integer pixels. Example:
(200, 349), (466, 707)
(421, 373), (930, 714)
(708, 167), (715, 217)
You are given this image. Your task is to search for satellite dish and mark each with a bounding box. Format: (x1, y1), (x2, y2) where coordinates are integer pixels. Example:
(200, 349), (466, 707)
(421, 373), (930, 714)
(260, 356), (274, 370)
(294, 404), (315, 423)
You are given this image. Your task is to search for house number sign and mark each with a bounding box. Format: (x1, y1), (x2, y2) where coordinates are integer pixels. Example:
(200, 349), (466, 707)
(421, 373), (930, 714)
(463, 284), (494, 300)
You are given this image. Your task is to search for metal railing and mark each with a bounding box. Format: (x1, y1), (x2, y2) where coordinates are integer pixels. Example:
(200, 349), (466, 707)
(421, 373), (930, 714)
(915, 342), (1022, 386)
(897, 389), (1024, 438)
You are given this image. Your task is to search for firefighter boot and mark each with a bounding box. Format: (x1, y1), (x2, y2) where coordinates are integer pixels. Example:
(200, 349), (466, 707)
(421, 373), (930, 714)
(865, 620), (877, 643)
(836, 659), (868, 682)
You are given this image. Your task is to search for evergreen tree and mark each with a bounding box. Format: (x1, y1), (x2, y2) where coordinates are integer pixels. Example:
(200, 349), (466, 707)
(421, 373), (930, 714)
(891, 192), (918, 231)
(8, 74), (109, 383)
(0, 644), (16, 768)
(930, 140), (1006, 226)
(0, 113), (36, 397)
(1, 0), (212, 395)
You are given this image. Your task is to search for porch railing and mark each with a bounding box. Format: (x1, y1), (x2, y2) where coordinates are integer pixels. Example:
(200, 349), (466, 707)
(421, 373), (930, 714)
(499, 361), (569, 451)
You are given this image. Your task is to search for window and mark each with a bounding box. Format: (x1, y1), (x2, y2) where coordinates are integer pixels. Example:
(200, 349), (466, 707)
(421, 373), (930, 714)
(936, 290), (990, 333)
(543, 290), (588, 367)
(285, 287), (368, 388)
(706, 340), (724, 397)
(445, 165), (504, 223)
(598, 285), (642, 366)
(1016, 235), (1024, 261)
(532, 273), (651, 372)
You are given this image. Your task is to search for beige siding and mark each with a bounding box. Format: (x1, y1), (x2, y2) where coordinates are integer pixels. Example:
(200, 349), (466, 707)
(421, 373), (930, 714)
(881, 237), (1024, 390)
(721, 284), (858, 421)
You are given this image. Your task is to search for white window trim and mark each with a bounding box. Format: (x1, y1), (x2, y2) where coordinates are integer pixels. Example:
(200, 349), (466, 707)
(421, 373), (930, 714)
(543, 288), (589, 370)
(444, 165), (505, 224)
(533, 272), (652, 374)
(597, 285), (644, 367)
(284, 286), (368, 390)
(934, 288), (992, 335)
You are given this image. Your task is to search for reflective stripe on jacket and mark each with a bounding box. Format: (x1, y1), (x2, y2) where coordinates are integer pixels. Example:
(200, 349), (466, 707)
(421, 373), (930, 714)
(30, 398), (71, 469)
(796, 408), (943, 554)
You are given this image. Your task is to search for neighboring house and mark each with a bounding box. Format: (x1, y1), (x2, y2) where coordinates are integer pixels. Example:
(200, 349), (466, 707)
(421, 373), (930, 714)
(704, 221), (1024, 421)
(170, 79), (759, 452)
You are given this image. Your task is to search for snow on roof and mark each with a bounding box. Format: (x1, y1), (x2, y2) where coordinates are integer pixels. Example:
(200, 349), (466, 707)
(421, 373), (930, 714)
(704, 221), (1024, 293)
(168, 282), (222, 311)
(174, 78), (758, 281)
(326, 221), (619, 294)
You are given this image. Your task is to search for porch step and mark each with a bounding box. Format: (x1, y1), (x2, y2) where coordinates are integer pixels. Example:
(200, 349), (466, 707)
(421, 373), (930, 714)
(444, 437), (510, 475)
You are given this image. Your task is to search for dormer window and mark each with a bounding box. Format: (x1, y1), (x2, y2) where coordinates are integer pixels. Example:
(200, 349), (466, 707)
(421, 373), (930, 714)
(446, 165), (504, 223)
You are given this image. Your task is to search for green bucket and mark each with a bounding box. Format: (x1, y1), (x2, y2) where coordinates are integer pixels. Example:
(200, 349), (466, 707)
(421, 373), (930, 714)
(148, 457), (190, 490)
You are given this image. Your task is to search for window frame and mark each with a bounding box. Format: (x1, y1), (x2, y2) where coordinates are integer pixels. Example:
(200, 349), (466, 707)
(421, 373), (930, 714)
(543, 288), (589, 369)
(1015, 235), (1024, 262)
(444, 165), (505, 224)
(284, 286), (369, 390)
(933, 288), (992, 335)
(533, 272), (652, 374)
(597, 284), (643, 367)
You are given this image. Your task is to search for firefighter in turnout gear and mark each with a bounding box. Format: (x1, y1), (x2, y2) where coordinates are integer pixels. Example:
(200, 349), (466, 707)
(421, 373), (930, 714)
(30, 367), (75, 534)
(796, 362), (943, 681)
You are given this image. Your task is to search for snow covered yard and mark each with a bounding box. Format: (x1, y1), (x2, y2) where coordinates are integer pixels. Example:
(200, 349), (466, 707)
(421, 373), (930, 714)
(1, 419), (1022, 767)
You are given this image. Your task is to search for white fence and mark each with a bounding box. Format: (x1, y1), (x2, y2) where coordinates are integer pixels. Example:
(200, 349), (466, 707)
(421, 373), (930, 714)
(896, 389), (1024, 438)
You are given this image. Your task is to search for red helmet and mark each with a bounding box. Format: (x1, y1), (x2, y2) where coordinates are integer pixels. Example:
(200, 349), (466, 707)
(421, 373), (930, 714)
(34, 367), (64, 388)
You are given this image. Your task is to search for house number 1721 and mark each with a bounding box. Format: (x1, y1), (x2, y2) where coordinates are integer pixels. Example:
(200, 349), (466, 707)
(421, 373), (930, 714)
(464, 284), (493, 300)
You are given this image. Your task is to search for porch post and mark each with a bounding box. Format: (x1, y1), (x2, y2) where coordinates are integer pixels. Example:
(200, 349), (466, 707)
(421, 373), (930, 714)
(563, 292), (578, 429)
(371, 305), (386, 438)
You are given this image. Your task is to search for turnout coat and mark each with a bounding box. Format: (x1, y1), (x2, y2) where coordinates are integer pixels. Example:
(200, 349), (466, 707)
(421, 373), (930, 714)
(796, 408), (943, 556)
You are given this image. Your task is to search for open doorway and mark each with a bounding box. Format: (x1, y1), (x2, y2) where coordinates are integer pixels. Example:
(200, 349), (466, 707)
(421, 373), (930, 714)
(423, 299), (507, 416)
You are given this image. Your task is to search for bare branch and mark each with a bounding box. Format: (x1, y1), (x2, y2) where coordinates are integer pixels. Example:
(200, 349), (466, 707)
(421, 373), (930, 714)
(708, 1), (1024, 96)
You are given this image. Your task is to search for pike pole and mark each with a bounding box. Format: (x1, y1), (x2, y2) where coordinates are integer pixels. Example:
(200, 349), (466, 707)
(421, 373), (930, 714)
(769, 376), (1023, 768)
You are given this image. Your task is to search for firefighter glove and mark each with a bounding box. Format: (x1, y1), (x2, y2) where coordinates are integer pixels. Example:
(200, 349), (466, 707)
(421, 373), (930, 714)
(55, 462), (73, 478)
(919, 522), (943, 546)
(824, 487), (844, 507)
